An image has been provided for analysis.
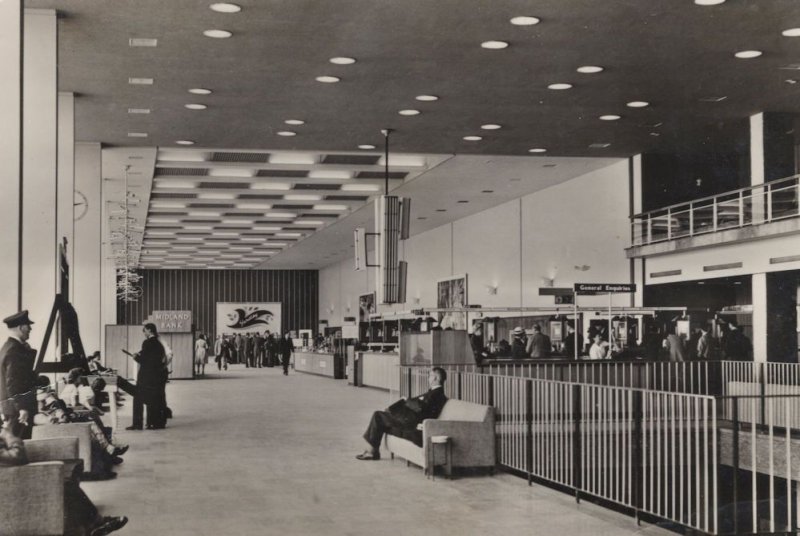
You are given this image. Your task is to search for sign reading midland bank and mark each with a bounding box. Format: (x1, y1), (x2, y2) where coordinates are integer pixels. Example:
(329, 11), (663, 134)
(574, 283), (637, 295)
(151, 310), (193, 333)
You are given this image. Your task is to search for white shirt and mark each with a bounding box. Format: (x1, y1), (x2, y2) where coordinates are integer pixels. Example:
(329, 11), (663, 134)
(588, 342), (608, 360)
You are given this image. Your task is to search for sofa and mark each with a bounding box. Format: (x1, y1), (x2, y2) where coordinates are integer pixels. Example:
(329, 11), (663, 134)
(32, 422), (93, 475)
(384, 399), (496, 475)
(0, 436), (79, 535)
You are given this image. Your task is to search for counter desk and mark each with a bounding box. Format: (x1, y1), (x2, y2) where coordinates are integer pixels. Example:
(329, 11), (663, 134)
(293, 350), (344, 379)
(357, 351), (400, 391)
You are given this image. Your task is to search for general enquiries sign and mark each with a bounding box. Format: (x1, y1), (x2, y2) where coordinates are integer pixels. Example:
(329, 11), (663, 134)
(574, 283), (636, 295)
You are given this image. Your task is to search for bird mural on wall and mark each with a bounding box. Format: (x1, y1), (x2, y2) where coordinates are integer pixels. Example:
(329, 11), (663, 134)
(226, 306), (274, 329)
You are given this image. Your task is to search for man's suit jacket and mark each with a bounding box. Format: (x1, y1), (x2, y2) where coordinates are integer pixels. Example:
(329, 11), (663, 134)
(135, 337), (167, 402)
(0, 337), (38, 417)
(388, 386), (448, 445)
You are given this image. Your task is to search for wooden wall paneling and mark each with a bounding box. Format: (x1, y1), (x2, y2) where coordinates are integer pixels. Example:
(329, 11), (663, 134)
(104, 325), (129, 376)
(166, 333), (194, 380)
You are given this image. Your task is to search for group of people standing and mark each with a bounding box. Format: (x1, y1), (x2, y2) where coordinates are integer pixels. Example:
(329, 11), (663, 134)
(195, 331), (295, 376)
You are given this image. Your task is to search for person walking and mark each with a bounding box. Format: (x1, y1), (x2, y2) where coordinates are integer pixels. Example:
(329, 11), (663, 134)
(279, 332), (294, 376)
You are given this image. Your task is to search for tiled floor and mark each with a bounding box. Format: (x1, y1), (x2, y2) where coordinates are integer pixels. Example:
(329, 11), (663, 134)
(83, 366), (668, 535)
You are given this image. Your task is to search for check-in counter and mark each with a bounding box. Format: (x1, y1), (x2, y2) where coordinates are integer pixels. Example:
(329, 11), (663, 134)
(294, 351), (344, 379)
(359, 351), (400, 391)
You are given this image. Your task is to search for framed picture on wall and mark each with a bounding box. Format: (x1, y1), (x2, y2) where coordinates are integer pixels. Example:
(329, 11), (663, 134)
(359, 292), (376, 322)
(437, 274), (468, 330)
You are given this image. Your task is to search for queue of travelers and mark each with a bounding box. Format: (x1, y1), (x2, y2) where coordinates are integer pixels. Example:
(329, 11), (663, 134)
(211, 330), (295, 375)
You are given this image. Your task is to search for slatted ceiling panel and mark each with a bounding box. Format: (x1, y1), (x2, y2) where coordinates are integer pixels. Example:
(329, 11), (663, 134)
(256, 169), (308, 178)
(187, 203), (235, 209)
(151, 192), (198, 199)
(356, 171), (407, 179)
(322, 154), (381, 166)
(210, 152), (271, 163)
(324, 195), (369, 201)
(238, 194), (284, 200)
(273, 204), (313, 210)
(198, 182), (251, 189)
(155, 167), (209, 176)
(293, 183), (341, 190)
(300, 213), (338, 218)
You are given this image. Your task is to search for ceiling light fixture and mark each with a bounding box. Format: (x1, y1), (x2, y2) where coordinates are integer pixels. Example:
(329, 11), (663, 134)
(735, 50), (762, 59)
(626, 101), (649, 108)
(510, 16), (540, 26)
(176, 140), (195, 145)
(312, 204), (347, 211)
(285, 194), (322, 201)
(341, 184), (380, 192)
(127, 108), (150, 114)
(548, 83), (573, 90)
(694, 0), (725, 5)
(481, 41), (509, 49)
(284, 119), (305, 125)
(127, 132), (148, 138)
(188, 88), (212, 95)
(577, 65), (604, 74)
(128, 77), (154, 85)
(329, 57), (356, 65)
(316, 76), (340, 83)
(185, 103), (208, 110)
(398, 109), (421, 116)
(264, 212), (297, 218)
(463, 136), (482, 141)
(129, 38), (158, 47)
(528, 148), (547, 153)
(251, 182), (291, 190)
(782, 28), (800, 37)
(238, 203), (273, 210)
(599, 115), (621, 121)
(308, 170), (352, 180)
(277, 131), (297, 136)
(415, 95), (439, 101)
(203, 29), (233, 38)
(481, 124), (502, 130)
(358, 144), (376, 150)
(210, 3), (242, 13)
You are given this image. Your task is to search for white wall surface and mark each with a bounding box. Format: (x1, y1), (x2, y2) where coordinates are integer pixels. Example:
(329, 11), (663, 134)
(319, 160), (632, 325)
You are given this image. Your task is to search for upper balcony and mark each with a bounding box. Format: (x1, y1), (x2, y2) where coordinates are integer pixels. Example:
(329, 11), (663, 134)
(627, 174), (800, 258)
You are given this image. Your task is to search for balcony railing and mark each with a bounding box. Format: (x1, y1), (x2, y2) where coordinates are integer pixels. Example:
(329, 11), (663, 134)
(631, 174), (800, 247)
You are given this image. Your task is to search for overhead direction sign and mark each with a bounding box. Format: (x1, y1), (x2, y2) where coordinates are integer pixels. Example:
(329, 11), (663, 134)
(574, 283), (636, 295)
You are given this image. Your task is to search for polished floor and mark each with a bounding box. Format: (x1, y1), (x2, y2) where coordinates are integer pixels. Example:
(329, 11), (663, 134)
(82, 365), (668, 536)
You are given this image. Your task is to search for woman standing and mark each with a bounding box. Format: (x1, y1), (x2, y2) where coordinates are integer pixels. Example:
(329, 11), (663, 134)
(194, 334), (208, 377)
(127, 323), (167, 430)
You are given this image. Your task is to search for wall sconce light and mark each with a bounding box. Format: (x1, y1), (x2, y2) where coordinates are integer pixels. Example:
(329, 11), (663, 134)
(345, 303), (352, 313)
(327, 304), (335, 314)
(540, 277), (554, 288)
(485, 284), (498, 295)
(413, 296), (421, 305)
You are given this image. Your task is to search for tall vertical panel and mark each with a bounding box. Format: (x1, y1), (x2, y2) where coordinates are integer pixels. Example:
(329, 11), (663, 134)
(119, 270), (319, 337)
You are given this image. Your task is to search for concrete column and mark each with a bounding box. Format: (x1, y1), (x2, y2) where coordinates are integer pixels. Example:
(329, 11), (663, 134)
(22, 9), (58, 352)
(752, 272), (767, 362)
(0, 1), (23, 312)
(57, 92), (75, 294)
(750, 113), (765, 223)
(74, 142), (102, 352)
(631, 155), (644, 309)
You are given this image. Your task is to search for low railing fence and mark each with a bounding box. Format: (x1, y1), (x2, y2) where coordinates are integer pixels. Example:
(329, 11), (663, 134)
(402, 367), (720, 534)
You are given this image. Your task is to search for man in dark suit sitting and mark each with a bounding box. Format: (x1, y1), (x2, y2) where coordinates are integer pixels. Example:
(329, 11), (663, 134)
(356, 367), (448, 461)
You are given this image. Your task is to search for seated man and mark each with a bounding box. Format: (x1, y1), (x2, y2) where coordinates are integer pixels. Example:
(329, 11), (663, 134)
(0, 416), (128, 535)
(356, 367), (448, 461)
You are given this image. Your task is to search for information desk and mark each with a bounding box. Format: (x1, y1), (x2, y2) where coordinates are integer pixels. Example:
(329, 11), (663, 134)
(358, 352), (400, 391)
(294, 351), (344, 379)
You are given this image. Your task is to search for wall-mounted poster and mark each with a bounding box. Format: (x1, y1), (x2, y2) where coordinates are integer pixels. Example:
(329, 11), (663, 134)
(216, 302), (282, 337)
(359, 292), (376, 322)
(437, 274), (468, 330)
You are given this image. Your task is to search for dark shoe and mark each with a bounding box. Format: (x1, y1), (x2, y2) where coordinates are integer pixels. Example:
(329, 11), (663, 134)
(165, 407), (173, 419)
(355, 451), (380, 461)
(145, 424), (154, 430)
(90, 515), (129, 536)
(113, 444), (129, 456)
(125, 425), (142, 431)
(111, 455), (124, 465)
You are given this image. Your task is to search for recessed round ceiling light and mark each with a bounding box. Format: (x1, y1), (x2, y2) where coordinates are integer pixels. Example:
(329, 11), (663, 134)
(415, 95), (439, 102)
(481, 41), (509, 50)
(599, 115), (621, 121)
(329, 57), (356, 65)
(398, 109), (421, 116)
(284, 119), (305, 125)
(694, 0), (725, 5)
(577, 65), (604, 74)
(176, 140), (195, 145)
(481, 124), (502, 130)
(735, 50), (762, 59)
(315, 75), (340, 83)
(548, 83), (573, 90)
(188, 88), (212, 95)
(203, 29), (232, 38)
(782, 28), (800, 37)
(358, 144), (376, 150)
(510, 16), (540, 26)
(626, 101), (650, 108)
(209, 3), (242, 13)
(463, 135), (482, 141)
(277, 131), (296, 137)
(528, 148), (547, 153)
(185, 103), (207, 110)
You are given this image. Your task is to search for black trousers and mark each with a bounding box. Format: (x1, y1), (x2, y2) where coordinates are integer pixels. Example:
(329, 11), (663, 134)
(363, 410), (411, 450)
(281, 354), (291, 374)
(64, 479), (98, 535)
(132, 385), (166, 429)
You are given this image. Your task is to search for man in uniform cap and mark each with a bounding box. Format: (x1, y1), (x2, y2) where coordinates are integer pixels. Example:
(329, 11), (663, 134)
(0, 310), (40, 438)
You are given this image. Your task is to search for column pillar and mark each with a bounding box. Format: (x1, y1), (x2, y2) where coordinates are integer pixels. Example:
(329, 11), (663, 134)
(22, 9), (58, 352)
(750, 113), (765, 223)
(0, 1), (23, 312)
(74, 142), (102, 352)
(752, 273), (767, 362)
(57, 92), (75, 293)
